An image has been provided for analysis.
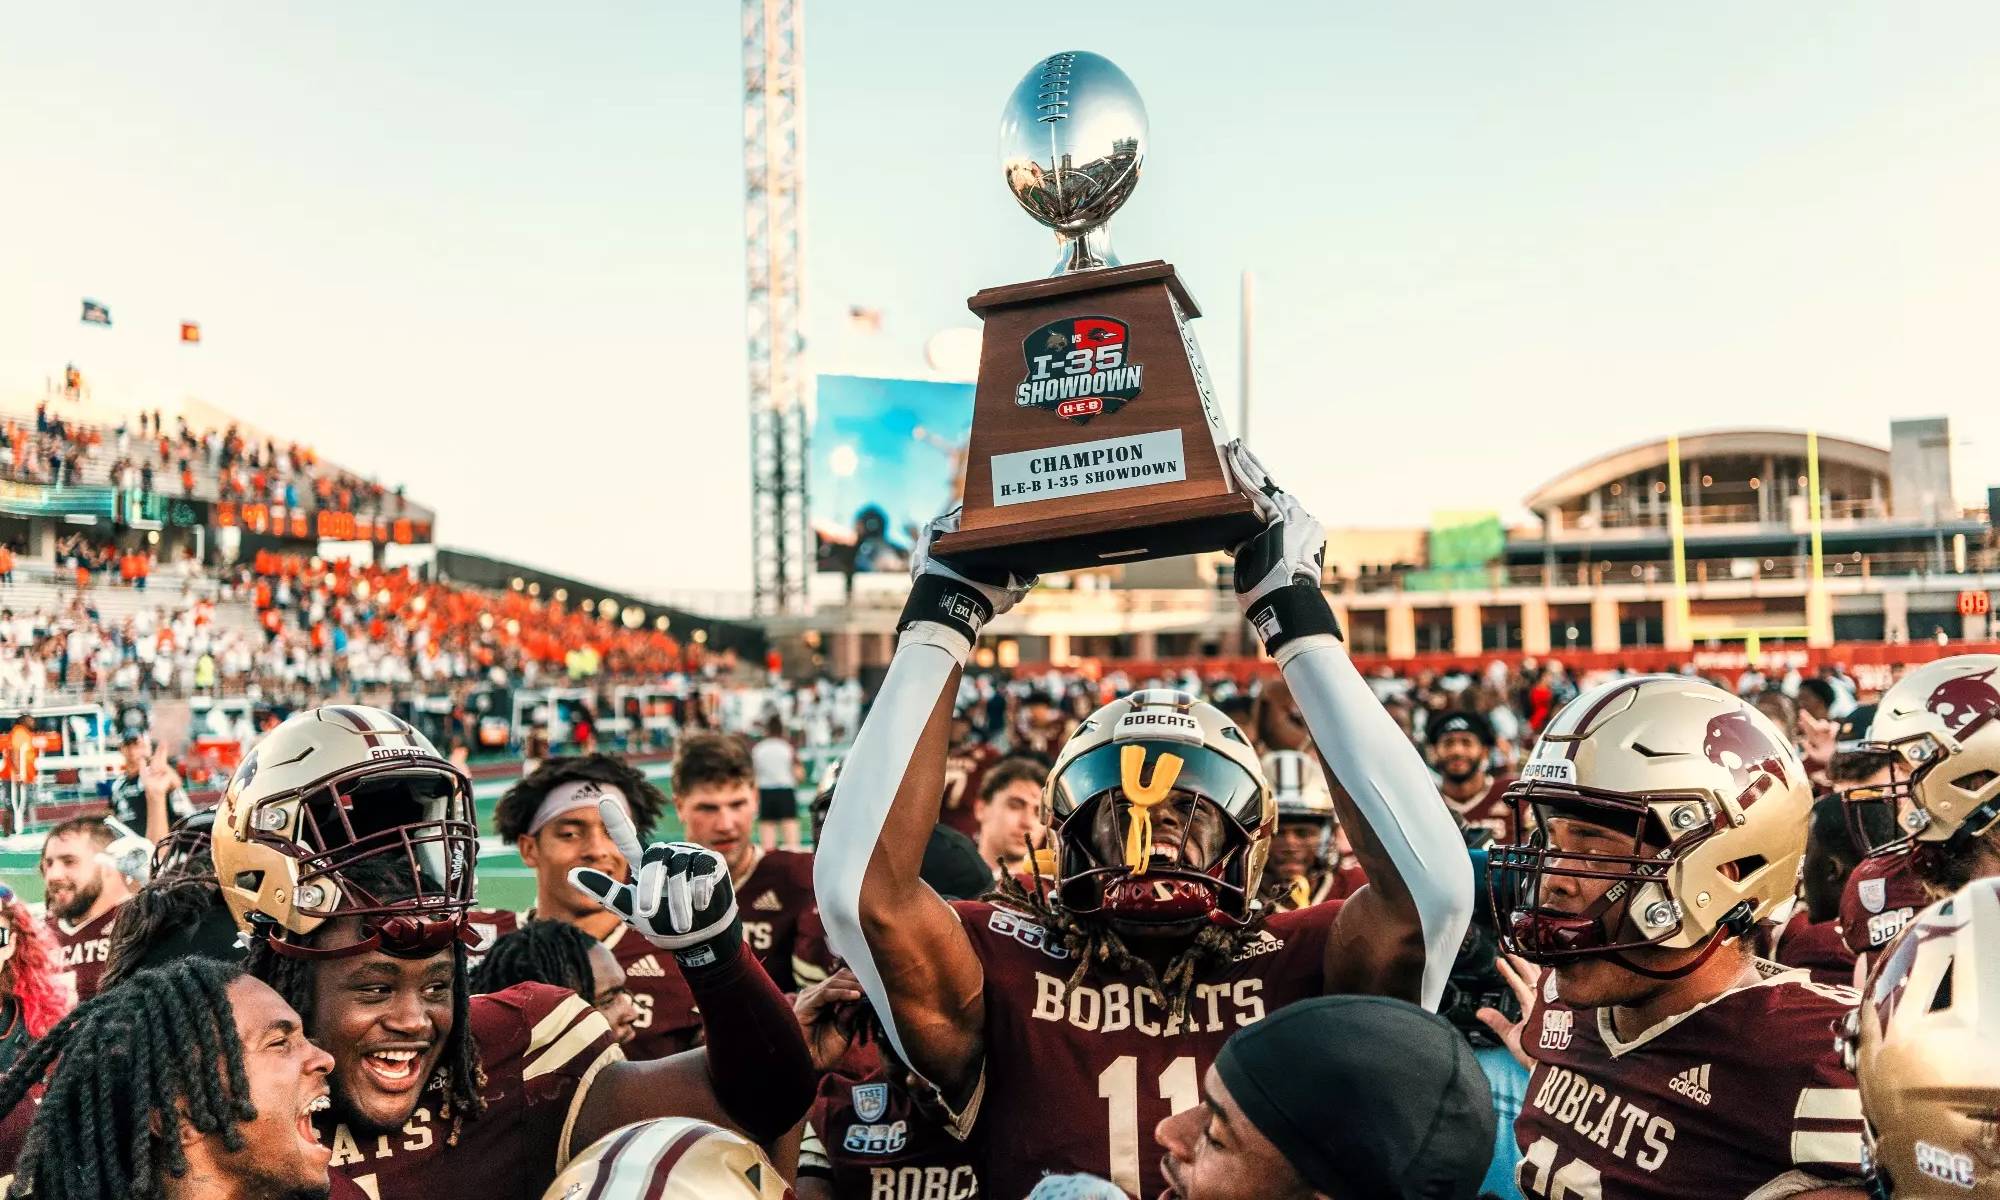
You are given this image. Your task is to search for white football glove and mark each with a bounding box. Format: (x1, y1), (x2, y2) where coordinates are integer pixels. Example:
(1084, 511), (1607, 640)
(568, 800), (742, 968)
(899, 504), (1039, 663)
(1225, 442), (1340, 660)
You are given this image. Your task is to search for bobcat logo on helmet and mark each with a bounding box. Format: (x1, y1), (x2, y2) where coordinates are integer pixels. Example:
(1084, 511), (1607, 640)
(1925, 666), (2000, 736)
(1702, 710), (1788, 802)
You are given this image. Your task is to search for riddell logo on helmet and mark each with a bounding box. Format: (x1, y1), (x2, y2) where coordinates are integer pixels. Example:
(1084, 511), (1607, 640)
(1925, 666), (2000, 736)
(1701, 711), (1788, 802)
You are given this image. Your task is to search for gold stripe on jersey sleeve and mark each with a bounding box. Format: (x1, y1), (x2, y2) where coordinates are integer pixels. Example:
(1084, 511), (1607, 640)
(526, 994), (593, 1059)
(1791, 1129), (1864, 1168)
(799, 1122), (830, 1171)
(527, 1006), (617, 1083)
(1793, 1087), (1863, 1122)
(555, 1043), (625, 1171)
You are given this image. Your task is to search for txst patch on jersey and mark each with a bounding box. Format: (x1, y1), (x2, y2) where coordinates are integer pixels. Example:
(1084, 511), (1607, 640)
(1113, 709), (1203, 745)
(852, 1083), (889, 1123)
(1858, 877), (1888, 913)
(1015, 315), (1144, 423)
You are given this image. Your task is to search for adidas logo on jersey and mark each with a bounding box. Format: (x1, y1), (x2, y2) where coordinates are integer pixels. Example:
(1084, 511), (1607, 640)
(627, 955), (666, 978)
(1668, 1063), (1713, 1106)
(1230, 930), (1284, 962)
(752, 891), (784, 912)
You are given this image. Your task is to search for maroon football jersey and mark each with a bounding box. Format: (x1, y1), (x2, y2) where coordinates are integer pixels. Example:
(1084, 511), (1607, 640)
(47, 904), (121, 1002)
(949, 898), (1340, 1199)
(1773, 910), (1857, 987)
(800, 1044), (979, 1200)
(463, 907), (521, 971)
(939, 743), (1003, 841)
(324, 982), (623, 1200)
(602, 923), (703, 1060)
(737, 848), (832, 992)
(1444, 773), (1517, 842)
(1836, 853), (1931, 959)
(1516, 966), (1864, 1199)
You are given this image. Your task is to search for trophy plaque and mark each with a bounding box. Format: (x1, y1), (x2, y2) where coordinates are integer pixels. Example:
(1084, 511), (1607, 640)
(931, 50), (1263, 576)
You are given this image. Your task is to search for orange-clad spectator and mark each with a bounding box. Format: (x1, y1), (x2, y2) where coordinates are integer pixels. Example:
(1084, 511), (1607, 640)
(8, 717), (37, 788)
(252, 579), (271, 610)
(74, 564), (90, 592)
(180, 466), (195, 494)
(0, 544), (14, 586)
(259, 608), (282, 639)
(310, 621), (327, 651)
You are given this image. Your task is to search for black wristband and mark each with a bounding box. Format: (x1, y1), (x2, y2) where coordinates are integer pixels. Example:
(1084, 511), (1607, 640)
(672, 912), (745, 974)
(897, 573), (994, 645)
(1245, 583), (1342, 656)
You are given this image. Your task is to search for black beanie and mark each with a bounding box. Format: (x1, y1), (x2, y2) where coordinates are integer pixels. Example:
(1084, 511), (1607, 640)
(1214, 995), (1495, 1199)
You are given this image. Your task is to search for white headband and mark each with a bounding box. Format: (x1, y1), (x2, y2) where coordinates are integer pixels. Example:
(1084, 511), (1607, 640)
(528, 779), (631, 837)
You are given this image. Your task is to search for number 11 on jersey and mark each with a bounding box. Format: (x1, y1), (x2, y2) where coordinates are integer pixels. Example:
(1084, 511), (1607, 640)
(1098, 1055), (1199, 1196)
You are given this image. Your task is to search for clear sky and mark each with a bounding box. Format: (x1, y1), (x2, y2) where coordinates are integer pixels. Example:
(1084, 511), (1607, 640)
(3, 3), (1996, 598)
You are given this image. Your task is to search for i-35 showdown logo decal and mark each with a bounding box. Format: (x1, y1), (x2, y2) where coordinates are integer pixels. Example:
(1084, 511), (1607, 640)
(1015, 315), (1144, 423)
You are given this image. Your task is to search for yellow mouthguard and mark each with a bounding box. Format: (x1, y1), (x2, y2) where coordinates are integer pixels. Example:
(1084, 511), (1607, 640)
(1119, 745), (1184, 876)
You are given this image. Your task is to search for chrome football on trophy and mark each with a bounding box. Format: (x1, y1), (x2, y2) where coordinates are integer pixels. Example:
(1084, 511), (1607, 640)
(931, 51), (1262, 576)
(998, 50), (1149, 276)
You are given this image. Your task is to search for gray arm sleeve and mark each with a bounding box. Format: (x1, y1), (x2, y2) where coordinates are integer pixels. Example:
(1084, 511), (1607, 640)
(1280, 635), (1473, 1009)
(811, 633), (958, 1069)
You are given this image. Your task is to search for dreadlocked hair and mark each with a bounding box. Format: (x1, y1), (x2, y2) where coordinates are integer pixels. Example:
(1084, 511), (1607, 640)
(470, 920), (598, 1001)
(493, 753), (671, 842)
(990, 867), (1272, 1023)
(1, 892), (66, 1040)
(0, 957), (255, 1200)
(101, 877), (233, 993)
(243, 855), (487, 1144)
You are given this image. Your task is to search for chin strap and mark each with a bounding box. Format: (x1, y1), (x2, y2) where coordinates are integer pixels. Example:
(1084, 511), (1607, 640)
(1604, 905), (1756, 981)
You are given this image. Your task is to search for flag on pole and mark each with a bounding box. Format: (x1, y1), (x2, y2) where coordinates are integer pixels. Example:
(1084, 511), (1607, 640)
(179, 321), (201, 344)
(80, 299), (111, 326)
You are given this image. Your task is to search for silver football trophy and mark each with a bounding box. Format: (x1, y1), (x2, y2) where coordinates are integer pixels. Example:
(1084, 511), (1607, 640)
(998, 51), (1150, 276)
(930, 49), (1264, 574)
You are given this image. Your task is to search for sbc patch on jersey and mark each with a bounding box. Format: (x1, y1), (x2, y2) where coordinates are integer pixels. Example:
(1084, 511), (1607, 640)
(852, 1083), (889, 1123)
(1538, 1008), (1573, 1052)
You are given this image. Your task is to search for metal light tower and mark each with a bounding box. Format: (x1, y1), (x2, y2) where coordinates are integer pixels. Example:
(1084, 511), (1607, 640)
(743, 0), (809, 615)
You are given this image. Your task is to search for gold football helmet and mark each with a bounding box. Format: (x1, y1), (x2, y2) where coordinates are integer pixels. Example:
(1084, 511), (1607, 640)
(1490, 675), (1812, 976)
(211, 705), (476, 958)
(545, 1118), (793, 1200)
(1044, 689), (1273, 927)
(1853, 655), (2000, 878)
(1847, 877), (2000, 1198)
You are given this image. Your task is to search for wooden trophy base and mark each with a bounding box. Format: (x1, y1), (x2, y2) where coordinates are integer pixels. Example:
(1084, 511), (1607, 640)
(932, 260), (1259, 577)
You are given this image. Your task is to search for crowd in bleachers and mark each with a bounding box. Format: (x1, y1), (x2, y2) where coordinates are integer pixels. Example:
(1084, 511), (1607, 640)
(5, 397), (412, 516)
(238, 550), (694, 690)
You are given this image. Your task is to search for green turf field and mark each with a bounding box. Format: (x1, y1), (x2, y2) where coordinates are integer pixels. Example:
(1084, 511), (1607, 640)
(0, 758), (817, 914)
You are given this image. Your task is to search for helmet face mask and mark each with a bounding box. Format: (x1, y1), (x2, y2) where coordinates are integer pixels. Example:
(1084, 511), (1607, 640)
(1041, 691), (1272, 931)
(1492, 786), (1726, 963)
(1488, 676), (1812, 977)
(1852, 656), (2000, 880)
(214, 707), (478, 957)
